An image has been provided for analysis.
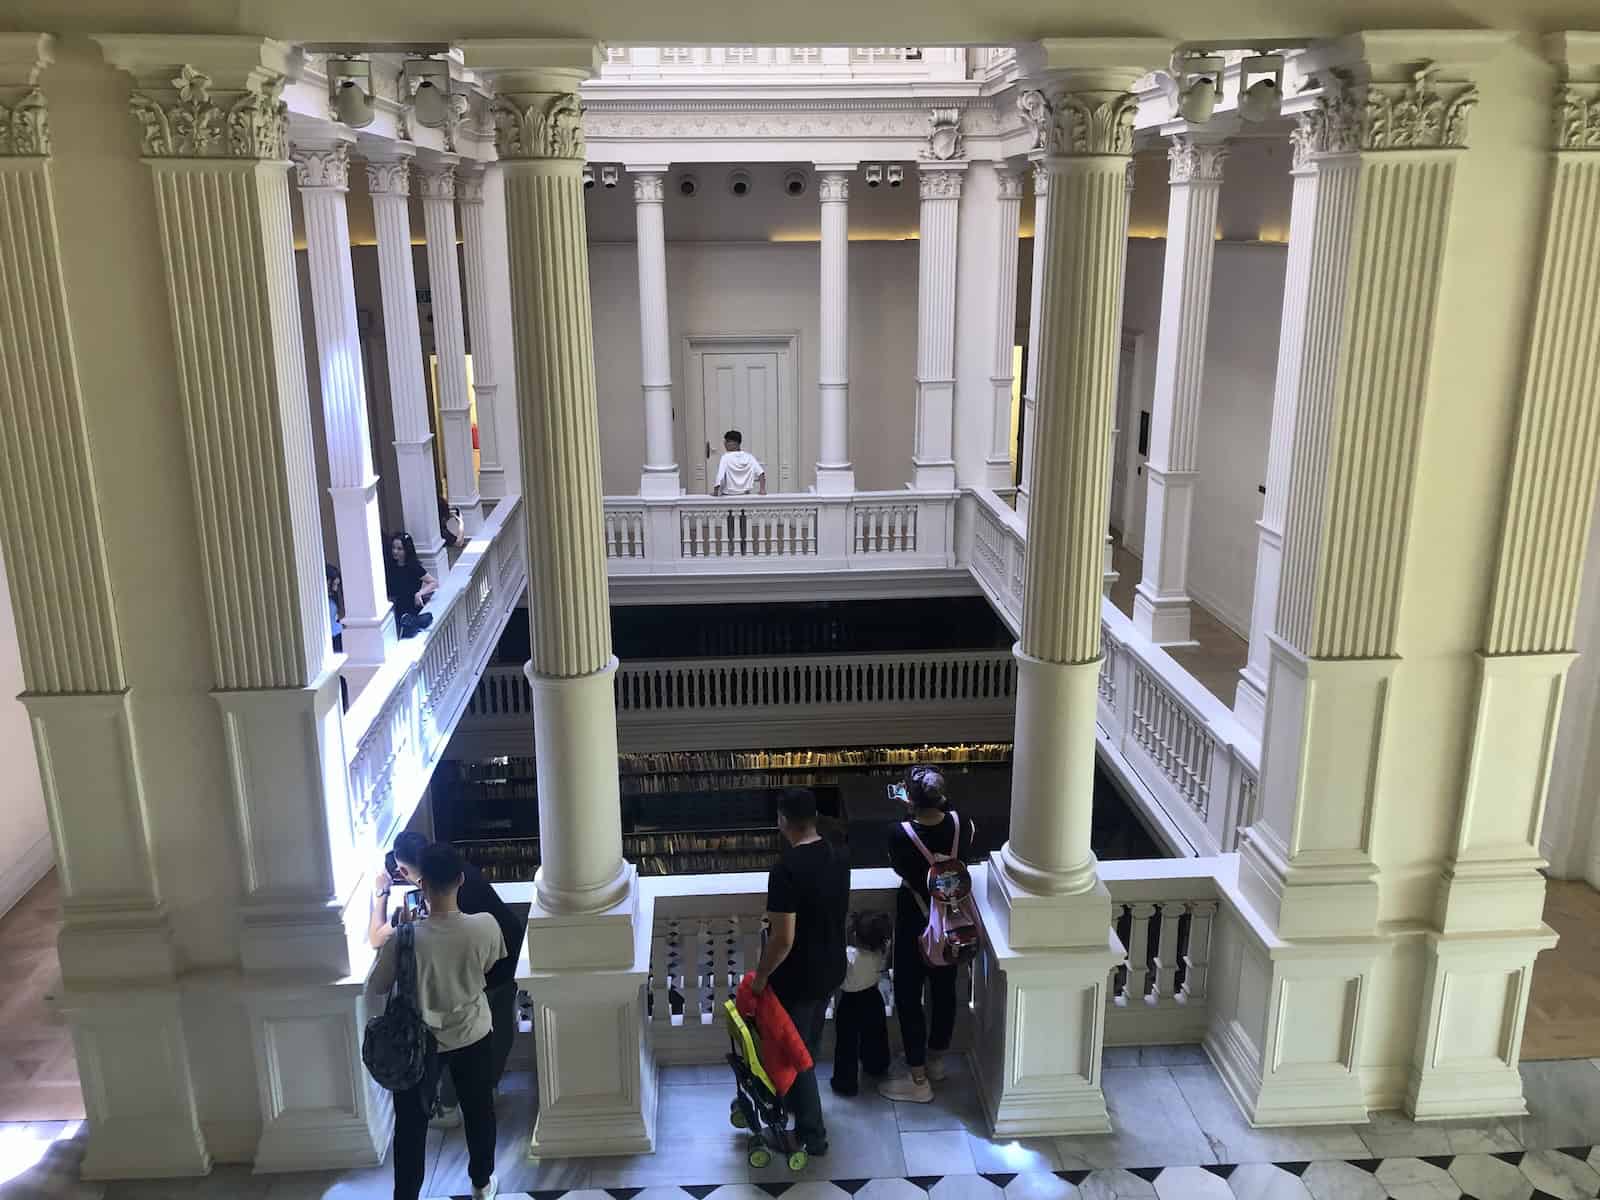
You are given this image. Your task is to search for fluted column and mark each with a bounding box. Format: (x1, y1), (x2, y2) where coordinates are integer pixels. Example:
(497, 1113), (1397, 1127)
(815, 165), (855, 494)
(912, 163), (964, 490)
(293, 135), (395, 673)
(419, 159), (482, 532)
(1132, 128), (1229, 646)
(1235, 130), (1319, 734)
(458, 165), (508, 504)
(365, 149), (448, 577)
(1016, 155), (1049, 521)
(632, 166), (679, 497)
(986, 166), (1024, 489)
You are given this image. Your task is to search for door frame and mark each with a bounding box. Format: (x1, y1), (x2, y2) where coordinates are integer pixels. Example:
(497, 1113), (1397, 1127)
(683, 332), (800, 495)
(1116, 329), (1148, 548)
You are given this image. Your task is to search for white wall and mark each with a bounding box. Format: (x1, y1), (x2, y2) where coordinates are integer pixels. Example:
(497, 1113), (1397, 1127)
(1118, 237), (1286, 636)
(0, 546), (52, 918)
(589, 239), (919, 494)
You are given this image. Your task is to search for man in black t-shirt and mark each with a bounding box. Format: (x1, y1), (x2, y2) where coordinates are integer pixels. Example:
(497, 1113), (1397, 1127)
(753, 788), (849, 1155)
(371, 832), (527, 1125)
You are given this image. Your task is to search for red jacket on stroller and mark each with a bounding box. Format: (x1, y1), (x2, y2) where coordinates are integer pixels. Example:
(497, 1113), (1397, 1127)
(735, 971), (814, 1097)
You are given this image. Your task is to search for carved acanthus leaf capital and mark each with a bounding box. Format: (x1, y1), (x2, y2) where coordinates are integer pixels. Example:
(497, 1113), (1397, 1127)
(1047, 90), (1137, 157)
(1167, 136), (1229, 184)
(364, 158), (411, 197)
(490, 90), (585, 160)
(919, 166), (964, 200)
(817, 172), (849, 203)
(291, 142), (349, 190)
(921, 106), (964, 162)
(456, 169), (486, 204)
(1555, 85), (1600, 150)
(1300, 64), (1478, 158)
(415, 165), (457, 200)
(0, 87), (48, 156)
(632, 171), (664, 203)
(1018, 89), (1051, 152)
(129, 64), (289, 160)
(995, 166), (1025, 200)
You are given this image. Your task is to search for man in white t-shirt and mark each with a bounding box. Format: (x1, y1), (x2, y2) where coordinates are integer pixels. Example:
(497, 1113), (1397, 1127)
(713, 430), (767, 496)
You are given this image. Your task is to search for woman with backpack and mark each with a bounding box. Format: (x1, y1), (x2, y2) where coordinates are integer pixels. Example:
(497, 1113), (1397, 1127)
(878, 766), (976, 1104)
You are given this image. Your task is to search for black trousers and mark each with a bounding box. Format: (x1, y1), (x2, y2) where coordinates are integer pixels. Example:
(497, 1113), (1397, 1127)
(892, 934), (957, 1069)
(393, 1033), (496, 1200)
(832, 986), (890, 1092)
(438, 978), (518, 1106)
(776, 992), (828, 1151)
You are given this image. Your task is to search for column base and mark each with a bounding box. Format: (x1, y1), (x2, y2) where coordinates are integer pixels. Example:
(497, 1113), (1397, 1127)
(247, 981), (390, 1171)
(639, 465), (682, 498)
(814, 463), (856, 496)
(1237, 826), (1380, 941)
(912, 458), (957, 491)
(970, 866), (1119, 1137)
(1132, 584), (1195, 646)
(1233, 665), (1268, 738)
(57, 985), (210, 1179)
(987, 851), (1109, 949)
(1406, 928), (1556, 1121)
(522, 876), (658, 1158)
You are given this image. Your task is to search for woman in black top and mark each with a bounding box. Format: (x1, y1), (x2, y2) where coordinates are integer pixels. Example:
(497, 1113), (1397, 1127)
(386, 531), (438, 638)
(878, 766), (975, 1104)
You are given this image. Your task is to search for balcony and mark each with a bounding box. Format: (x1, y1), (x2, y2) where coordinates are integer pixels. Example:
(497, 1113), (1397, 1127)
(595, 46), (973, 83)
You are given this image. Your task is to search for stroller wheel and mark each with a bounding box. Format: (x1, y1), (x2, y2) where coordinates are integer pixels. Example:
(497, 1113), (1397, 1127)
(748, 1145), (773, 1169)
(729, 1105), (749, 1130)
(787, 1151), (808, 1172)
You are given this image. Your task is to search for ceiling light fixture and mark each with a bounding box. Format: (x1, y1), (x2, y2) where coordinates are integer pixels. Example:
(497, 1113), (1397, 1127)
(1238, 53), (1285, 122)
(327, 56), (375, 128)
(1171, 52), (1225, 124)
(1167, 44), (1299, 124)
(404, 56), (453, 128)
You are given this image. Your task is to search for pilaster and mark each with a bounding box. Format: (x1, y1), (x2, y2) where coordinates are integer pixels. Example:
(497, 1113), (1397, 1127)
(1132, 125), (1229, 647)
(292, 131), (396, 678)
(632, 166), (680, 497)
(986, 165), (1024, 489)
(458, 164), (509, 504)
(363, 145), (449, 577)
(815, 164), (856, 495)
(98, 35), (356, 977)
(912, 160), (965, 491)
(418, 157), (482, 532)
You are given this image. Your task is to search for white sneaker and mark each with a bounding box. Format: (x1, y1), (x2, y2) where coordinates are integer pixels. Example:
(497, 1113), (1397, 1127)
(472, 1174), (499, 1200)
(878, 1073), (935, 1104)
(429, 1104), (462, 1130)
(925, 1055), (949, 1083)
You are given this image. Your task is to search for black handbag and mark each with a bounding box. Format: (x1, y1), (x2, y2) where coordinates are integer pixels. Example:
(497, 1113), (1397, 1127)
(362, 923), (435, 1091)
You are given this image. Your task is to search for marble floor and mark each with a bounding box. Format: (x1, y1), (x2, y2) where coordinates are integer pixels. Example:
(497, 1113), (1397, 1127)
(3, 1053), (1598, 1200)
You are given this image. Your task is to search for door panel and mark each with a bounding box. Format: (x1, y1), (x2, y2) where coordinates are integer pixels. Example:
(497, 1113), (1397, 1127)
(703, 352), (780, 490)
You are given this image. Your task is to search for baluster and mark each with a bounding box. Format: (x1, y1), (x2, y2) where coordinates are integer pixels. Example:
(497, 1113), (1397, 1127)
(1181, 900), (1216, 1005)
(1125, 901), (1156, 1004)
(650, 926), (672, 1027)
(738, 918), (762, 993)
(1152, 902), (1184, 1004)
(1111, 902), (1132, 1002)
(709, 916), (736, 1019)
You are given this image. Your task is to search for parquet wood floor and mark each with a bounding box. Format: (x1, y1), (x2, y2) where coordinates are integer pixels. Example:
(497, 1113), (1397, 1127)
(0, 872), (84, 1120)
(1524, 877), (1600, 1061)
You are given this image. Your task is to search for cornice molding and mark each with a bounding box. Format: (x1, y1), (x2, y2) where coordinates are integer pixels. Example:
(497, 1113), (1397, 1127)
(129, 64), (289, 160)
(0, 87), (47, 156)
(1556, 84), (1600, 150)
(581, 95), (1005, 142)
(491, 90), (585, 160)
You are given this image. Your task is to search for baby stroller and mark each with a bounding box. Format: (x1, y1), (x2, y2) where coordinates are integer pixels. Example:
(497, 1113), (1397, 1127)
(721, 998), (809, 1171)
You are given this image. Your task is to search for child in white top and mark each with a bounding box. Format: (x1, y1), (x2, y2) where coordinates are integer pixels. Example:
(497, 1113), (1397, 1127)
(831, 910), (893, 1096)
(713, 429), (767, 496)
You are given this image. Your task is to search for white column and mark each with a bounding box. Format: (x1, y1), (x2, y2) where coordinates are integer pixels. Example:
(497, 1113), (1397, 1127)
(973, 50), (1164, 1139)
(912, 163), (964, 490)
(457, 165), (508, 504)
(1132, 129), (1228, 646)
(632, 166), (680, 497)
(365, 149), (449, 578)
(986, 165), (1024, 489)
(1235, 135), (1319, 734)
(464, 38), (653, 1159)
(418, 159), (483, 532)
(815, 165), (855, 494)
(292, 135), (396, 675)
(1016, 156), (1049, 522)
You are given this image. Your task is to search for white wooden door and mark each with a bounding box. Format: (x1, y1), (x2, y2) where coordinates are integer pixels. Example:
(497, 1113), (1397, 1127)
(702, 351), (780, 492)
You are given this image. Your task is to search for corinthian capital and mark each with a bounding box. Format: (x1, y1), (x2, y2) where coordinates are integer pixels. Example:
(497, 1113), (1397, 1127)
(364, 157), (411, 197)
(415, 164), (457, 200)
(125, 62), (289, 160)
(490, 90), (585, 161)
(919, 167), (964, 200)
(818, 172), (849, 203)
(1167, 135), (1229, 184)
(632, 172), (664, 203)
(1555, 85), (1600, 150)
(1045, 90), (1138, 157)
(1300, 65), (1479, 158)
(291, 142), (350, 190)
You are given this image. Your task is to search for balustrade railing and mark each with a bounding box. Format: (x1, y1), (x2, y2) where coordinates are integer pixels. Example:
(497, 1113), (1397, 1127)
(965, 488), (1259, 857)
(603, 490), (957, 575)
(595, 46), (969, 80)
(1100, 859), (1223, 1046)
(343, 496), (527, 866)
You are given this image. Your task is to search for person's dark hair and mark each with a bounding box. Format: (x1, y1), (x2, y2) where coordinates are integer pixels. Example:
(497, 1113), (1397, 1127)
(905, 765), (948, 813)
(723, 429), (743, 446)
(849, 910), (894, 955)
(393, 831), (429, 869)
(389, 531), (421, 570)
(417, 842), (466, 892)
(777, 787), (818, 826)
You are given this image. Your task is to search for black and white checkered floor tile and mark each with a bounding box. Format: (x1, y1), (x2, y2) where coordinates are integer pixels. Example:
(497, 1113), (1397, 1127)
(427, 1146), (1600, 1200)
